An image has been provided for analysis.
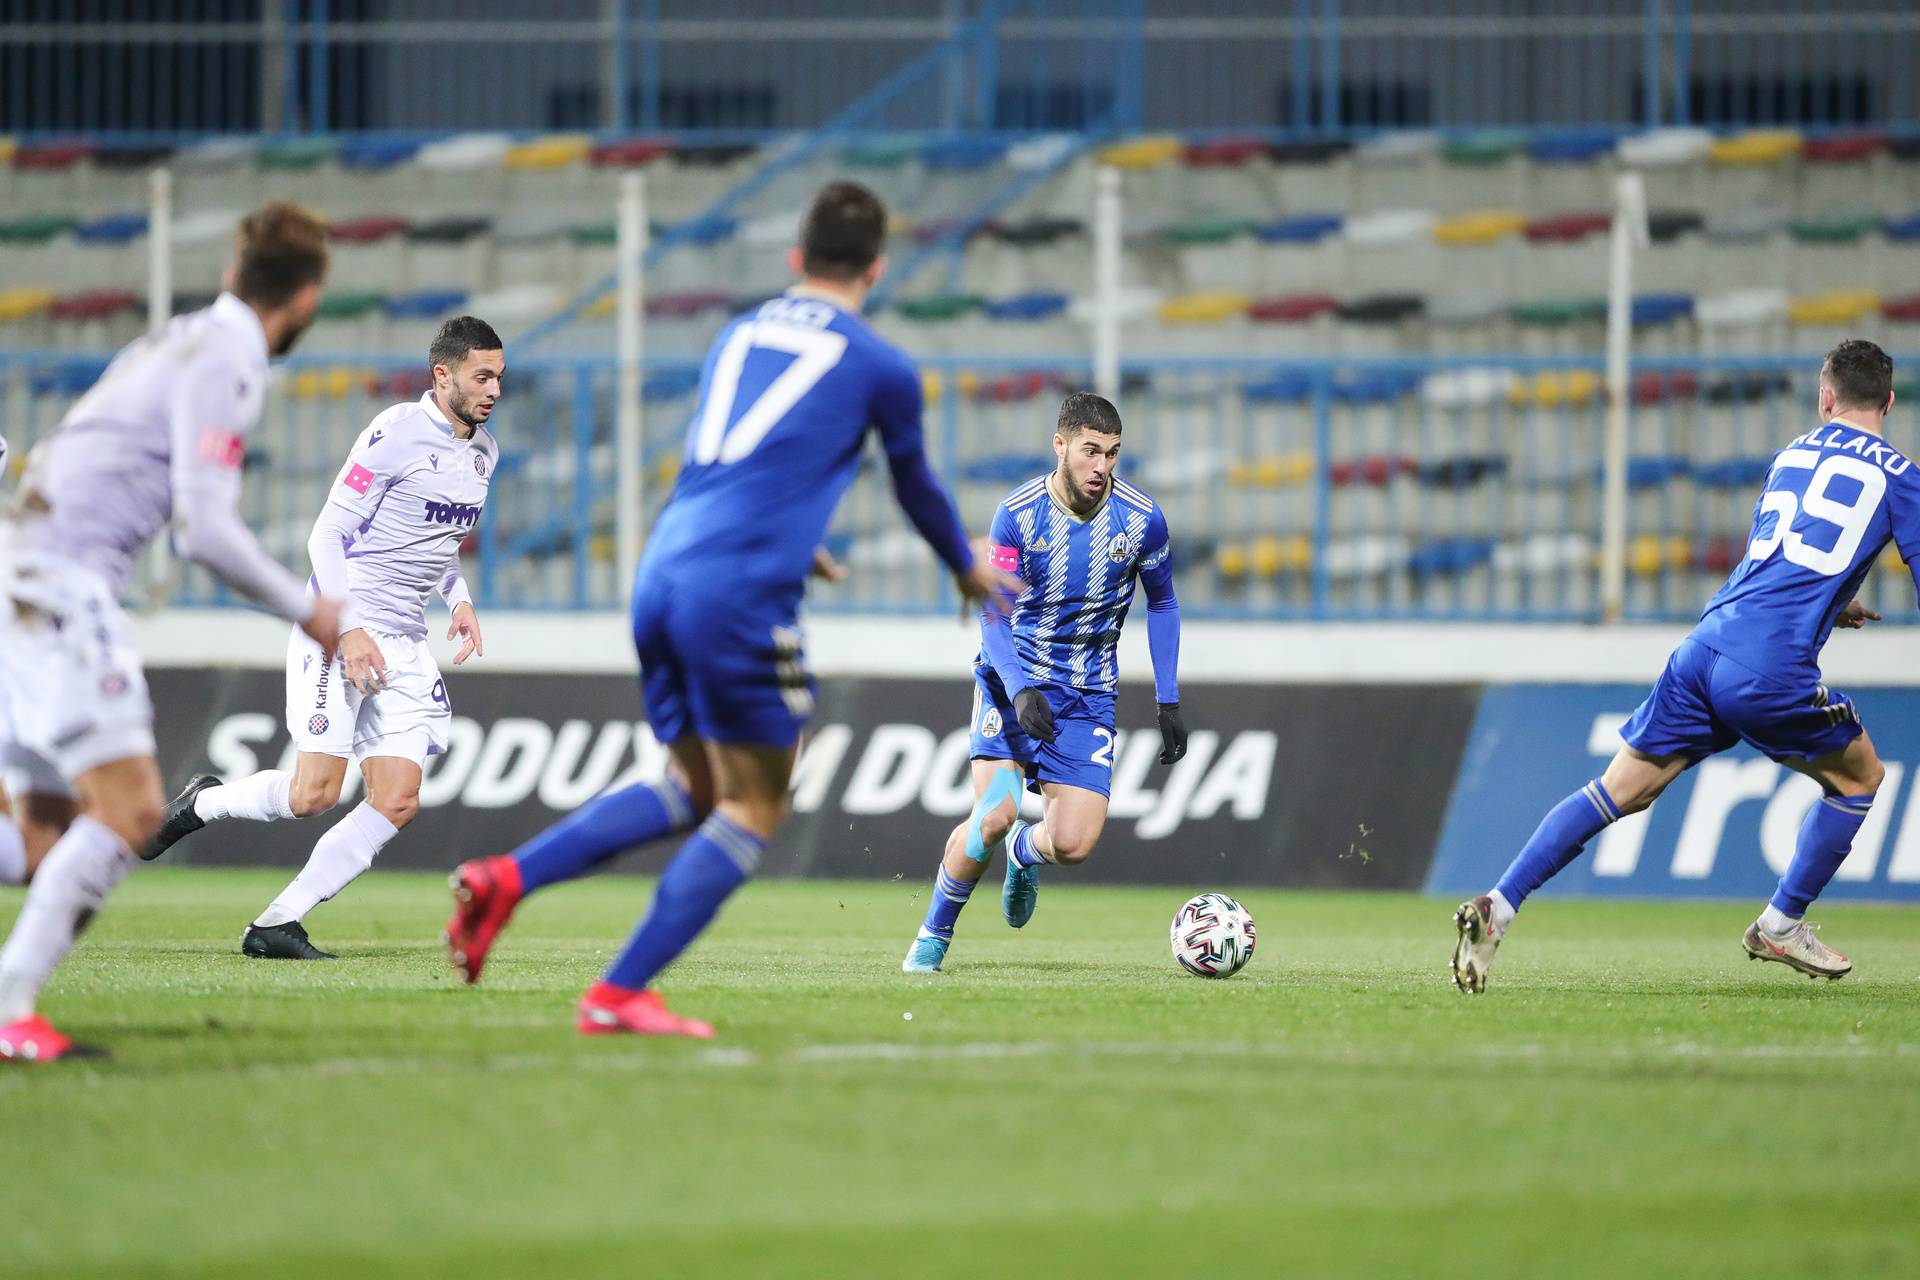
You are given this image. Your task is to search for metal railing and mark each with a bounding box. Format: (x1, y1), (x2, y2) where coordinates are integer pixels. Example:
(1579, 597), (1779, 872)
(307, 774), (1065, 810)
(3, 350), (1914, 625)
(4, 2), (1917, 140)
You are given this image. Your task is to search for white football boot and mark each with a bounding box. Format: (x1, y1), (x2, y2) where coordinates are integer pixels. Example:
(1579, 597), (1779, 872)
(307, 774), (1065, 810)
(1450, 895), (1504, 994)
(1743, 919), (1851, 980)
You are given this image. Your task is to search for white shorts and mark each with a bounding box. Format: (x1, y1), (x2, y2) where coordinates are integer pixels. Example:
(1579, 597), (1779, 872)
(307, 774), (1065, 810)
(0, 549), (155, 784)
(286, 625), (449, 766)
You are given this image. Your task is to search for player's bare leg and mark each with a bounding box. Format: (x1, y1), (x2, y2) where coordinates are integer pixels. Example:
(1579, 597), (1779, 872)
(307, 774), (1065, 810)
(1003, 782), (1109, 928)
(1452, 745), (1687, 994)
(0, 788), (77, 885)
(1744, 732), (1882, 980)
(244, 753), (416, 959)
(904, 759), (1023, 972)
(578, 739), (783, 1038)
(0, 755), (163, 1063)
(450, 737), (713, 984)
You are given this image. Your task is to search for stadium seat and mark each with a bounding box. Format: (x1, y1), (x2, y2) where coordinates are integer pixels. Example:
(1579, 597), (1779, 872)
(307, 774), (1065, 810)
(1696, 287), (1788, 328)
(1704, 372), (1790, 403)
(330, 215), (410, 244)
(1183, 137), (1264, 168)
(1332, 455), (1417, 487)
(0, 213), (76, 243)
(1891, 136), (1920, 162)
(1161, 217), (1252, 246)
(1241, 372), (1317, 403)
(494, 213), (579, 245)
(570, 220), (617, 247)
(1631, 372), (1699, 405)
(30, 360), (109, 396)
(1267, 139), (1351, 165)
(0, 286), (54, 321)
(1343, 209), (1435, 246)
(1879, 212), (1920, 241)
(1511, 296), (1605, 326)
(987, 216), (1084, 247)
(1884, 294), (1920, 322)
(1004, 134), (1077, 171)
(175, 137), (255, 169)
(646, 290), (731, 318)
(589, 138), (674, 167)
(1530, 132), (1618, 164)
(291, 367), (373, 401)
(257, 137), (339, 170)
(973, 372), (1055, 403)
(1433, 211), (1525, 246)
(1410, 537), (1496, 576)
(921, 137), (1006, 170)
(315, 290), (387, 320)
(1801, 132), (1887, 164)
(1159, 291), (1250, 324)
(1706, 206), (1786, 241)
(72, 213), (146, 245)
(1788, 290), (1880, 325)
(842, 138), (915, 169)
(981, 292), (1069, 321)
(1693, 457), (1771, 489)
(643, 367), (702, 401)
(1330, 372), (1418, 404)
(1647, 210), (1705, 241)
(1615, 128), (1712, 167)
(895, 293), (981, 322)
(1708, 130), (1801, 166)
(1427, 294), (1509, 328)
(92, 144), (172, 170)
(171, 208), (242, 247)
(1631, 293), (1694, 328)
(1248, 292), (1338, 323)
(11, 142), (94, 171)
(1523, 211), (1610, 243)
(503, 136), (590, 170)
(1511, 369), (1600, 408)
(1789, 211), (1882, 243)
(338, 138), (421, 170)
(1255, 214), (1342, 244)
(385, 289), (468, 319)
(408, 216), (492, 244)
(50, 289), (138, 320)
(1444, 132), (1526, 167)
(415, 134), (513, 171)
(1355, 132), (1439, 164)
(1068, 287), (1161, 325)
(467, 284), (563, 327)
(1098, 136), (1182, 169)
(1421, 367), (1516, 408)
(1336, 294), (1423, 325)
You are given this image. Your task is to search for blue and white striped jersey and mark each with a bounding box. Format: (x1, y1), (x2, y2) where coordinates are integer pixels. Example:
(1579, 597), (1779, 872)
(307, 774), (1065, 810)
(978, 473), (1172, 695)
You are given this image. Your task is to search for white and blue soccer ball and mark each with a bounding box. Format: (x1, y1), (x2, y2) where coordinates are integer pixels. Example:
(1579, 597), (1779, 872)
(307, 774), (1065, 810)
(1170, 893), (1255, 978)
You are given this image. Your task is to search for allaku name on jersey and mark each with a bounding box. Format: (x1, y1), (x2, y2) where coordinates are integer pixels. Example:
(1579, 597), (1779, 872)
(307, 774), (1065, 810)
(1794, 424), (1911, 474)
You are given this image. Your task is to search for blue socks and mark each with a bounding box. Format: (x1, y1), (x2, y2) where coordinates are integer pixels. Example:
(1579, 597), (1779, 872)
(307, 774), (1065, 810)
(1494, 779), (1620, 911)
(1771, 792), (1874, 917)
(514, 778), (695, 894)
(604, 813), (760, 992)
(1009, 824), (1048, 869)
(919, 867), (977, 940)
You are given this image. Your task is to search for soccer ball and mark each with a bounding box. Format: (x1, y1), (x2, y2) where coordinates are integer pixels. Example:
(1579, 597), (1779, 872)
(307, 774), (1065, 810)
(1170, 893), (1255, 978)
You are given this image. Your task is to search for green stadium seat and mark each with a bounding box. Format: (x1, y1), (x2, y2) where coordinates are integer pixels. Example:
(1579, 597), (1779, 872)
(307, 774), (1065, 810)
(1161, 217), (1253, 246)
(258, 137), (341, 170)
(0, 214), (77, 244)
(1444, 131), (1526, 166)
(1511, 296), (1606, 326)
(315, 290), (388, 321)
(1788, 211), (1884, 243)
(895, 293), (982, 321)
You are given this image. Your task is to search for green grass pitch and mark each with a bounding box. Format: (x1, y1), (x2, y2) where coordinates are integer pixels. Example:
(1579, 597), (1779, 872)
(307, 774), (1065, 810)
(3, 868), (1916, 1279)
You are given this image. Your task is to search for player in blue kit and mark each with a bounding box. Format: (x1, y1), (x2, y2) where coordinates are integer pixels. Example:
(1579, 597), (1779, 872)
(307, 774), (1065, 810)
(903, 392), (1187, 973)
(1453, 341), (1912, 993)
(445, 183), (1020, 1035)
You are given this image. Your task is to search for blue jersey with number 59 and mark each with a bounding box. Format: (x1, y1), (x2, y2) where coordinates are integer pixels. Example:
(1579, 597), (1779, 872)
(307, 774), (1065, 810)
(1691, 420), (1920, 684)
(643, 290), (932, 601)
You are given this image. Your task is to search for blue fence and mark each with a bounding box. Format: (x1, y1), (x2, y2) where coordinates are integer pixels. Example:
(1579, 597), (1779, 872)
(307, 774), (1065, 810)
(3, 350), (1916, 624)
(4, 2), (1918, 140)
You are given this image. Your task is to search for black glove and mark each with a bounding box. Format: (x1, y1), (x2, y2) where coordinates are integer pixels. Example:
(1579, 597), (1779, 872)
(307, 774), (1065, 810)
(1014, 688), (1058, 744)
(1156, 702), (1188, 765)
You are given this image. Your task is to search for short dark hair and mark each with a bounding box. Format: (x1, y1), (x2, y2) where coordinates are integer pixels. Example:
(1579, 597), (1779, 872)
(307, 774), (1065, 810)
(800, 181), (887, 281)
(1057, 391), (1122, 439)
(1822, 340), (1894, 413)
(429, 315), (503, 371)
(232, 202), (329, 308)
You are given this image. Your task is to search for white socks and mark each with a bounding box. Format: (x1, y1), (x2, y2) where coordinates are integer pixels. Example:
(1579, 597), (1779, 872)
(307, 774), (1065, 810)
(195, 770), (296, 823)
(0, 816), (24, 885)
(1757, 904), (1800, 936)
(254, 803), (398, 929)
(0, 815), (132, 1022)
(1488, 888), (1516, 933)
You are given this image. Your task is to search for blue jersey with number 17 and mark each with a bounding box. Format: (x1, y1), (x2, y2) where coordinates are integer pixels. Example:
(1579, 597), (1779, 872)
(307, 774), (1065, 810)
(643, 290), (925, 600)
(1690, 420), (1920, 684)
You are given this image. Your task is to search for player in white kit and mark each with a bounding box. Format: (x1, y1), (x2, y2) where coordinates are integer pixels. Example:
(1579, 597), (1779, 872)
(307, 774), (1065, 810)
(144, 317), (502, 959)
(0, 204), (344, 1063)
(0, 430), (81, 890)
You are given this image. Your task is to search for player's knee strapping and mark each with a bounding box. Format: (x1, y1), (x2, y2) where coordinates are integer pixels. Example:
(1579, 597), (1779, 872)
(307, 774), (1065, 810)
(1495, 778), (1620, 910)
(964, 770), (1023, 862)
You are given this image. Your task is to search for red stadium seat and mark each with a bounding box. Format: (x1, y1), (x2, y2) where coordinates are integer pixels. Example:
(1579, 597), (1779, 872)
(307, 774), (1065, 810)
(1882, 294), (1920, 322)
(50, 289), (139, 320)
(1801, 132), (1888, 164)
(1249, 293), (1339, 323)
(1183, 137), (1264, 167)
(13, 141), (96, 171)
(1632, 370), (1700, 405)
(330, 215), (411, 245)
(589, 139), (675, 167)
(1523, 211), (1611, 243)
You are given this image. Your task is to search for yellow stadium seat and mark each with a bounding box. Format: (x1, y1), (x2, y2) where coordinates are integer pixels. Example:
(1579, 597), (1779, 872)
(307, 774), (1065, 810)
(1789, 290), (1881, 326)
(1630, 536), (1664, 577)
(0, 287), (55, 322)
(1277, 452), (1315, 485)
(0, 138), (14, 165)
(921, 370), (944, 405)
(954, 370), (981, 399)
(1708, 130), (1801, 166)
(1158, 291), (1251, 325)
(588, 532), (616, 563)
(1098, 135), (1183, 170)
(1664, 537), (1693, 570)
(1280, 536), (1313, 572)
(503, 135), (590, 170)
(1215, 542), (1247, 579)
(292, 370), (324, 400)
(1251, 535), (1283, 578)
(583, 292), (619, 319)
(1433, 210), (1526, 247)
(653, 456), (680, 490)
(1564, 370), (1600, 405)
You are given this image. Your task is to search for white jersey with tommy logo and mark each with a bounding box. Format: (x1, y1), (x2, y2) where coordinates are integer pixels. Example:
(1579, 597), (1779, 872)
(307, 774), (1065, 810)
(322, 392), (497, 640)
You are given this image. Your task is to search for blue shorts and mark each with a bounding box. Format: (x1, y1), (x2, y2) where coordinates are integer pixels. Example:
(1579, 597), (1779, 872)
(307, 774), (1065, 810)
(1621, 638), (1863, 764)
(968, 667), (1116, 798)
(631, 573), (814, 749)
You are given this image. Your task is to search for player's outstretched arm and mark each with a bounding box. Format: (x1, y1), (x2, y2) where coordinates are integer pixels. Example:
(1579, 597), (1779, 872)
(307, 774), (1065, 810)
(167, 354), (337, 648)
(1139, 513), (1186, 765)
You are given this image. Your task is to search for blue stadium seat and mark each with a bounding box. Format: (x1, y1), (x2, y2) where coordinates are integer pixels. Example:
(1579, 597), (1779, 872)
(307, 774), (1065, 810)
(340, 139), (422, 170)
(643, 368), (702, 402)
(1255, 214), (1343, 244)
(1693, 457), (1772, 489)
(73, 213), (148, 245)
(1241, 372), (1317, 403)
(982, 292), (1069, 321)
(386, 289), (469, 319)
(1884, 213), (1920, 242)
(1631, 293), (1695, 327)
(1330, 372), (1419, 404)
(1410, 537), (1496, 576)
(1529, 131), (1620, 164)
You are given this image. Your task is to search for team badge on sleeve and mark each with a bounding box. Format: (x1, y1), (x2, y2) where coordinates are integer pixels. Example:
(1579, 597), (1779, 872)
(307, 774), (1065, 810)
(341, 463), (376, 495)
(989, 543), (1020, 572)
(196, 427), (245, 468)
